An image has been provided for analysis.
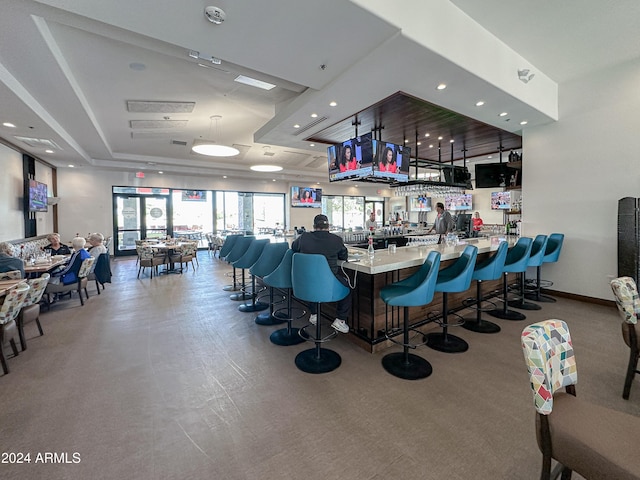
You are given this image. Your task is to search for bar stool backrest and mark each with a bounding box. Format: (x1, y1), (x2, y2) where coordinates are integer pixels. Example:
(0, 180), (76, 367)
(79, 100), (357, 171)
(542, 233), (564, 264)
(384, 251), (441, 307)
(528, 235), (549, 268)
(225, 236), (255, 264)
(233, 239), (269, 269)
(291, 253), (349, 304)
(473, 241), (508, 281)
(263, 250), (294, 289)
(218, 234), (243, 259)
(504, 237), (533, 272)
(250, 243), (289, 277)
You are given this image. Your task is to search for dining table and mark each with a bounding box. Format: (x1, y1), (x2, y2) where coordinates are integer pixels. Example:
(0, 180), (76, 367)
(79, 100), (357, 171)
(151, 242), (186, 274)
(24, 256), (69, 277)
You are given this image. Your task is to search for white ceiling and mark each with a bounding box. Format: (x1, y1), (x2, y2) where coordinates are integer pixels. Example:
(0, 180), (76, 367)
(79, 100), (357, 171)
(1, 0), (639, 183)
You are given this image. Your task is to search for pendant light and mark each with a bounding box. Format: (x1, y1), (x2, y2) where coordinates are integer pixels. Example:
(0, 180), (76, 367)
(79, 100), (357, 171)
(192, 115), (239, 157)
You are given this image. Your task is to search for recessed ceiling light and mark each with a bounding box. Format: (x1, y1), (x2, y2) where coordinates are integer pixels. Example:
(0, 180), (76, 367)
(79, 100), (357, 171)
(311, 113), (318, 118)
(272, 179), (276, 182)
(329, 101), (337, 107)
(404, 139), (408, 143)
(223, 175), (227, 179)
(354, 185), (359, 188)
(476, 101), (485, 106)
(520, 120), (528, 125)
(437, 136), (443, 140)
(250, 165), (283, 172)
(424, 133), (430, 137)
(436, 83), (447, 90)
(68, 164), (74, 168)
(499, 112), (508, 117)
(3, 122), (16, 128)
(429, 144), (433, 148)
(417, 142), (422, 146)
(158, 171), (163, 174)
(234, 75), (276, 90)
(309, 143), (315, 147)
(45, 149), (53, 153)
(449, 139), (454, 143)
(487, 155), (493, 159)
(316, 182), (320, 185)
(293, 124), (300, 129)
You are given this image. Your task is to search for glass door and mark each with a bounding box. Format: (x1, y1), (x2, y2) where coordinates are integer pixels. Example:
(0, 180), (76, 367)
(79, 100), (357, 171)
(364, 201), (384, 228)
(113, 195), (169, 256)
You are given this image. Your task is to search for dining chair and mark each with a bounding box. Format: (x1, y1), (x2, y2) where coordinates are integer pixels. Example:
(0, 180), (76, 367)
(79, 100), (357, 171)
(18, 273), (50, 350)
(88, 252), (112, 293)
(45, 256), (95, 306)
(137, 245), (166, 279)
(521, 319), (640, 479)
(0, 283), (30, 374)
(0, 270), (23, 281)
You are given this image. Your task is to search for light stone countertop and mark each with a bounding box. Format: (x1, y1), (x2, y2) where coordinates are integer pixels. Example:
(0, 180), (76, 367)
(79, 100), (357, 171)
(342, 236), (517, 275)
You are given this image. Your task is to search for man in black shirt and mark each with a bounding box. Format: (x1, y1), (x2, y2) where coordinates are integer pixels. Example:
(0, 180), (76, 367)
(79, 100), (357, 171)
(291, 214), (350, 333)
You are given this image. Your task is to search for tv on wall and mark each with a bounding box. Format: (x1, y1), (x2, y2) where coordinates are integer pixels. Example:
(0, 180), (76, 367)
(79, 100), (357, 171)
(291, 186), (322, 208)
(28, 179), (48, 212)
(181, 190), (207, 201)
(444, 194), (472, 211)
(491, 191), (511, 210)
(410, 195), (432, 212)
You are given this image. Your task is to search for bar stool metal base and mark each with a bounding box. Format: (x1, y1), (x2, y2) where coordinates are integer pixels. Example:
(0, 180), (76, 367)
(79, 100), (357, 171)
(295, 348), (341, 374)
(222, 284), (239, 292)
(255, 312), (288, 325)
(461, 317), (501, 333)
(524, 292), (557, 303)
(382, 352), (432, 380)
(488, 308), (526, 321)
(508, 299), (542, 311)
(425, 332), (469, 353)
(270, 328), (305, 346)
(238, 301), (269, 313)
(229, 292), (253, 301)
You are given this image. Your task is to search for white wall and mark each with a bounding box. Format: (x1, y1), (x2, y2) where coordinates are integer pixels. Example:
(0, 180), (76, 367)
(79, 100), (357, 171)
(524, 58), (640, 300)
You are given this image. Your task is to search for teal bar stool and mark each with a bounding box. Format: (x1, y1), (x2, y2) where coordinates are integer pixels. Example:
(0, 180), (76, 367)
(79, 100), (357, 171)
(266, 250), (306, 346)
(508, 234), (547, 311)
(425, 245), (478, 353)
(231, 239), (268, 302)
(380, 251), (441, 380)
(525, 233), (564, 303)
(462, 240), (509, 334)
(488, 237), (533, 321)
(292, 253), (349, 374)
(252, 243), (290, 323)
(218, 234), (242, 261)
(223, 236), (254, 292)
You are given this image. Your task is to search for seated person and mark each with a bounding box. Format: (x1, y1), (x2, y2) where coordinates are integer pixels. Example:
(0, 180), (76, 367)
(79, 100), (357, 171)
(49, 237), (90, 285)
(87, 233), (108, 259)
(45, 233), (71, 256)
(0, 242), (25, 278)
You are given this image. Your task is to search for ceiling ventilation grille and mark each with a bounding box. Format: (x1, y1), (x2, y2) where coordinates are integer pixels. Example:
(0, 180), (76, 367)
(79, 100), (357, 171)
(126, 101), (195, 113)
(171, 140), (188, 146)
(293, 116), (328, 135)
(130, 120), (188, 129)
(14, 136), (61, 149)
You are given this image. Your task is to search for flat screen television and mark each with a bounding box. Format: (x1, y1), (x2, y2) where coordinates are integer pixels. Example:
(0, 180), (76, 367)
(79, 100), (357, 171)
(445, 194), (472, 211)
(291, 186), (322, 208)
(410, 195), (432, 212)
(491, 191), (511, 210)
(328, 133), (374, 182)
(181, 190), (207, 201)
(475, 163), (521, 188)
(371, 140), (410, 182)
(28, 179), (48, 212)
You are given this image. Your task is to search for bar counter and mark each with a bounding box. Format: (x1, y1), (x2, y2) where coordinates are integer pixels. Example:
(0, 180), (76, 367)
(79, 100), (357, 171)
(328, 236), (518, 353)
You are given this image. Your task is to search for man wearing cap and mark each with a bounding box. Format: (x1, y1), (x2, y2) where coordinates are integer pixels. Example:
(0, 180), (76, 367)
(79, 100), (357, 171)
(291, 214), (351, 333)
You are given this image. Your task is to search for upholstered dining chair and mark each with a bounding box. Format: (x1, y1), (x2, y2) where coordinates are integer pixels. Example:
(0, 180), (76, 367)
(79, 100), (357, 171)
(0, 270), (23, 281)
(521, 319), (640, 480)
(88, 252), (112, 293)
(45, 256), (95, 306)
(170, 241), (198, 272)
(610, 276), (640, 399)
(17, 273), (50, 350)
(137, 245), (165, 279)
(0, 283), (30, 374)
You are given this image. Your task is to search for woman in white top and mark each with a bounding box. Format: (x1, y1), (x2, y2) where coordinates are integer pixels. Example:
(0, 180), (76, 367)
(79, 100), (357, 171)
(87, 233), (108, 259)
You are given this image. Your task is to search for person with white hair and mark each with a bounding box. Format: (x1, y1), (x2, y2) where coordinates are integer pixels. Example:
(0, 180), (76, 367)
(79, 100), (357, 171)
(44, 233), (71, 256)
(0, 242), (25, 278)
(87, 233), (107, 259)
(49, 237), (90, 285)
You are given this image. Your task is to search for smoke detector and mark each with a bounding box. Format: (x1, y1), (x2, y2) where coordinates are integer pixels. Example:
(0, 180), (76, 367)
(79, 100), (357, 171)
(204, 6), (226, 24)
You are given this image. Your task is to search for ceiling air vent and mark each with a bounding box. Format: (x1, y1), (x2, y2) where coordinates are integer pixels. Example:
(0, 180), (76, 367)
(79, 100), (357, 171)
(171, 140), (188, 146)
(126, 101), (195, 113)
(130, 120), (188, 129)
(14, 136), (61, 149)
(293, 116), (328, 135)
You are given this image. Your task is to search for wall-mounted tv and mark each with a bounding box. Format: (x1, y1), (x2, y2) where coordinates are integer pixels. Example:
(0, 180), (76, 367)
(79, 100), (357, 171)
(445, 194), (472, 211)
(410, 195), (432, 212)
(328, 133), (374, 182)
(491, 191), (511, 210)
(372, 141), (410, 182)
(181, 190), (207, 201)
(28, 179), (48, 212)
(291, 186), (322, 208)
